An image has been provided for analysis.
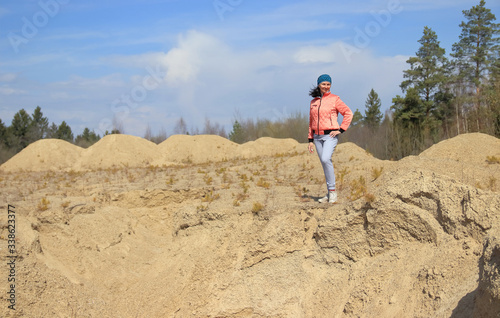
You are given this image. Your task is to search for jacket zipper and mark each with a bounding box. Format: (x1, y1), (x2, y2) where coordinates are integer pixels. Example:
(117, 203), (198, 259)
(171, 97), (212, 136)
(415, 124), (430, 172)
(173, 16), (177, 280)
(317, 96), (322, 133)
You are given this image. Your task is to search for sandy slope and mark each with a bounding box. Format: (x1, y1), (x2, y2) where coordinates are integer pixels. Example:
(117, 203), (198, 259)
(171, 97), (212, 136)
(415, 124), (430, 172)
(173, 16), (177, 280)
(0, 132), (499, 317)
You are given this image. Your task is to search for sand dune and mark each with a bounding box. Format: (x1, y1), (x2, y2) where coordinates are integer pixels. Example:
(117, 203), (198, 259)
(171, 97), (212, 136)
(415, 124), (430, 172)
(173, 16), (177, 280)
(77, 134), (160, 170)
(1, 134), (306, 171)
(0, 133), (499, 317)
(419, 132), (500, 163)
(155, 134), (239, 164)
(0, 138), (82, 172)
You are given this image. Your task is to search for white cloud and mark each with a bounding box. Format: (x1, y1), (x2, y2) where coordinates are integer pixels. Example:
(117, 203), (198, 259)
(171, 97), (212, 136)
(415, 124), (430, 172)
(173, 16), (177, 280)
(105, 31), (408, 134)
(0, 28), (409, 137)
(160, 30), (229, 86)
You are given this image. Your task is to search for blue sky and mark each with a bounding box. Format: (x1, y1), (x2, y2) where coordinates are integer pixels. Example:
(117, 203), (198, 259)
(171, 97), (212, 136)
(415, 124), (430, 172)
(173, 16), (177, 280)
(1, 0), (499, 138)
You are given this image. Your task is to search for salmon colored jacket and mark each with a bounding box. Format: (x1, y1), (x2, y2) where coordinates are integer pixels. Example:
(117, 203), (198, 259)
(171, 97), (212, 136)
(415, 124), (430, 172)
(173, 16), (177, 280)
(308, 92), (353, 142)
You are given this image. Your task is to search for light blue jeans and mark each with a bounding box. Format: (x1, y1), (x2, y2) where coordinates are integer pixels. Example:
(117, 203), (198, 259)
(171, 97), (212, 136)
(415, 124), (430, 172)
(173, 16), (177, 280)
(314, 134), (338, 191)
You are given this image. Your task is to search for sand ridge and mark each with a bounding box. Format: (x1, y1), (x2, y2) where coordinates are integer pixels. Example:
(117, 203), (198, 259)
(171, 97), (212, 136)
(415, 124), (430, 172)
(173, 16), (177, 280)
(0, 134), (306, 172)
(0, 132), (499, 317)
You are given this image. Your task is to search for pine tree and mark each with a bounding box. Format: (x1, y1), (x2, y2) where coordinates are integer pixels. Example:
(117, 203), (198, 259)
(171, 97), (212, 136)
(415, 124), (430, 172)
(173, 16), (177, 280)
(29, 106), (49, 140)
(8, 109), (32, 150)
(451, 0), (500, 133)
(364, 89), (383, 130)
(46, 123), (58, 138)
(75, 127), (101, 147)
(401, 26), (449, 117)
(350, 110), (364, 127)
(392, 88), (425, 127)
(451, 0), (500, 91)
(390, 88), (427, 158)
(56, 121), (74, 142)
(229, 120), (245, 144)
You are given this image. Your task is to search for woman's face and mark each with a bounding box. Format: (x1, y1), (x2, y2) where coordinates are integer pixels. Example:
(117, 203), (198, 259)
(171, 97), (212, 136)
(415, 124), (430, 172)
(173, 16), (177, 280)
(319, 81), (331, 95)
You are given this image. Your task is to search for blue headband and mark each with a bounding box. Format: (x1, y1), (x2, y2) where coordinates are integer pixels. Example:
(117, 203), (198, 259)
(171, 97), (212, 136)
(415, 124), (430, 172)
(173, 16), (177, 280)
(317, 74), (331, 85)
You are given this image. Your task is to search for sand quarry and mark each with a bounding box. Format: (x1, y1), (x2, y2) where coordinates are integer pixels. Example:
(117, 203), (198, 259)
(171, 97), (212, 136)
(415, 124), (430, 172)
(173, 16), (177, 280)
(0, 132), (499, 317)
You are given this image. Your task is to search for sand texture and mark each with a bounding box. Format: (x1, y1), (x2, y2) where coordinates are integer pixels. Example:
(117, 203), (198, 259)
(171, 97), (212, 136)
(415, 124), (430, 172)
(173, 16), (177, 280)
(0, 132), (499, 317)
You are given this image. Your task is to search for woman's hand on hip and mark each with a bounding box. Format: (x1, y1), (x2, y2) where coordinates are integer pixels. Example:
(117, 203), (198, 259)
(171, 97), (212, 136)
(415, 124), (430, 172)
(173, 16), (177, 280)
(329, 131), (341, 138)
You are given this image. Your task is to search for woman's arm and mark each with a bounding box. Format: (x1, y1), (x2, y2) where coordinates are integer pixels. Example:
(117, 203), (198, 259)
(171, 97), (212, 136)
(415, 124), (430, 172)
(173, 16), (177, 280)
(336, 96), (353, 132)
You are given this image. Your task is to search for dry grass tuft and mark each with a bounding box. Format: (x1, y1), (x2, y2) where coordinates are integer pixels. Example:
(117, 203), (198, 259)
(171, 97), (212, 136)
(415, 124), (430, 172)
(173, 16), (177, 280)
(371, 167), (384, 181)
(37, 197), (50, 211)
(486, 156), (500, 164)
(348, 176), (367, 201)
(202, 190), (220, 203)
(251, 202), (264, 214)
(256, 178), (271, 189)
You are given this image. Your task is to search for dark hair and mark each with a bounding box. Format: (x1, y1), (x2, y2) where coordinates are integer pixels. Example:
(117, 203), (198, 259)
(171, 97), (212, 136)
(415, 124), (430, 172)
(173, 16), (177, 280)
(309, 86), (321, 98)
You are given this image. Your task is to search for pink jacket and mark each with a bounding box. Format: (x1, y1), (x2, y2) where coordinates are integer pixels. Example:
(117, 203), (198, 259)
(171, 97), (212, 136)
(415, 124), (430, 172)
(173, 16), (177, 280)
(308, 92), (353, 141)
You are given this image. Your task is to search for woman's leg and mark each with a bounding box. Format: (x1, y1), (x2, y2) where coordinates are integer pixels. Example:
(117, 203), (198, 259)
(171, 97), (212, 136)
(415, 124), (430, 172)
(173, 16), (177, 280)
(314, 135), (338, 191)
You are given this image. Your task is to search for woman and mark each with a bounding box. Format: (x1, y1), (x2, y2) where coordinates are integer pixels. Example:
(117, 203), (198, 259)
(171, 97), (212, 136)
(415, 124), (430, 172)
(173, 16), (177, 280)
(308, 74), (353, 203)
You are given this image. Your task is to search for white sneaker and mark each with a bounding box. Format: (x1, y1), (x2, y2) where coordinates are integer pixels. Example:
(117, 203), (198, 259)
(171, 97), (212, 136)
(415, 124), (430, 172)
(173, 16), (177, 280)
(328, 191), (337, 203)
(318, 191), (337, 203)
(318, 194), (328, 203)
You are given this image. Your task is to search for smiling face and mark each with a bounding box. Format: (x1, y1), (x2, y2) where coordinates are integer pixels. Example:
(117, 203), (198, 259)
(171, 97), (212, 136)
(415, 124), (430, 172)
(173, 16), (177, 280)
(319, 81), (331, 95)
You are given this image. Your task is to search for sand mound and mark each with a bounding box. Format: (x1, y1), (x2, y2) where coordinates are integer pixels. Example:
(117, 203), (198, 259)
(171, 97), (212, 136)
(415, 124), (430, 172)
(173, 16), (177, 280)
(0, 135), (302, 171)
(1, 133), (498, 176)
(391, 133), (500, 191)
(335, 142), (379, 162)
(419, 132), (500, 164)
(1, 133), (500, 317)
(155, 134), (239, 164)
(0, 139), (83, 172)
(239, 137), (300, 157)
(75, 134), (159, 170)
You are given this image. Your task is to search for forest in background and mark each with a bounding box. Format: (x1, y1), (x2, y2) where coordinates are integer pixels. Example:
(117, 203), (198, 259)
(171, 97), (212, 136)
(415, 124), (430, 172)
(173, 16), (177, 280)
(0, 0), (498, 164)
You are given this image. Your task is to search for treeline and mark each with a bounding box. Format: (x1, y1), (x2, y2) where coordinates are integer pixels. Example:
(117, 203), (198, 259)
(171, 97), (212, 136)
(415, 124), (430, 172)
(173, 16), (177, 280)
(0, 106), (103, 164)
(1, 1), (498, 164)
(378, 0), (500, 159)
(383, 0), (499, 159)
(229, 0), (500, 160)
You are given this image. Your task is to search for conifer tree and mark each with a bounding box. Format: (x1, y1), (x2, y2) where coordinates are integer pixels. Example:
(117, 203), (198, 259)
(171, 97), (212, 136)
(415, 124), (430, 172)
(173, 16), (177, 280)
(451, 0), (499, 133)
(56, 121), (74, 142)
(451, 0), (500, 91)
(30, 106), (49, 140)
(229, 120), (245, 144)
(46, 122), (58, 138)
(390, 88), (427, 158)
(364, 89), (383, 130)
(401, 26), (449, 118)
(75, 127), (101, 147)
(350, 109), (363, 127)
(8, 109), (32, 150)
